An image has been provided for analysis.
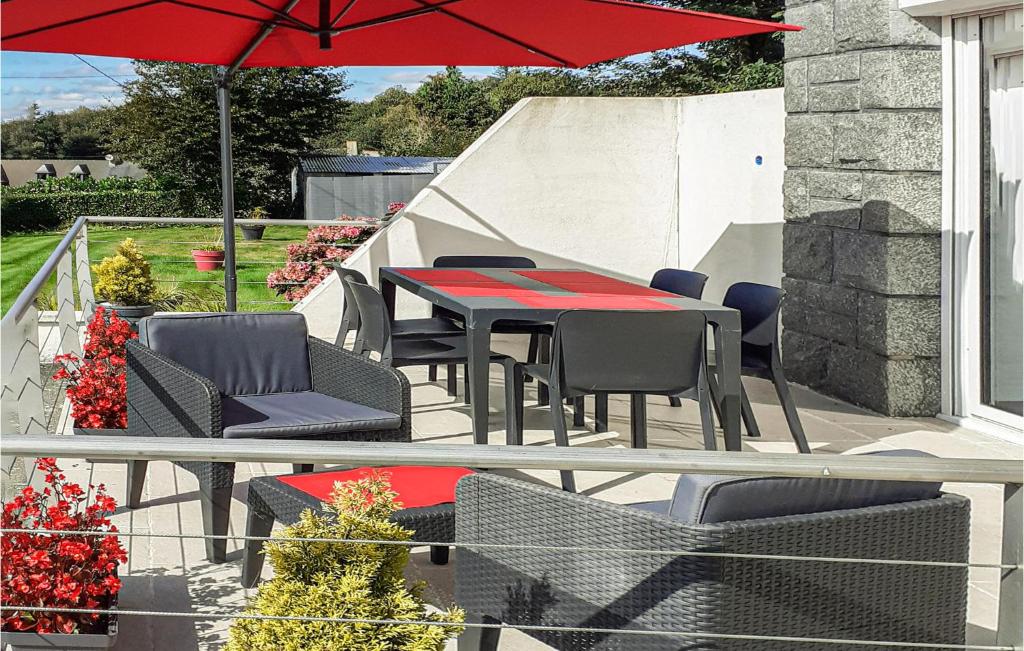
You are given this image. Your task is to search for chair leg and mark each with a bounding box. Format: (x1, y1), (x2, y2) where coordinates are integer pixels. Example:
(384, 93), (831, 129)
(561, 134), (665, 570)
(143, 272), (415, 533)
(430, 545), (450, 565)
(241, 508), (275, 588)
(126, 460), (148, 509)
(630, 394), (647, 449)
(668, 396), (682, 407)
(594, 393), (609, 433)
(549, 388), (576, 492)
(200, 483), (233, 564)
(698, 390), (718, 451)
(446, 364), (458, 397)
(463, 363), (471, 405)
(771, 369), (812, 454)
(537, 335), (551, 407)
(740, 383), (762, 438)
(505, 361), (525, 446)
(572, 396), (585, 427)
(524, 334), (538, 382)
(459, 614), (501, 651)
(292, 464), (314, 474)
(428, 365), (438, 382)
(706, 369), (725, 426)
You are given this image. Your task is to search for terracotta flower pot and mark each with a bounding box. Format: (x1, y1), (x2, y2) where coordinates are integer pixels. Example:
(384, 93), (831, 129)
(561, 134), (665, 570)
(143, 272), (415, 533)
(191, 249), (225, 271)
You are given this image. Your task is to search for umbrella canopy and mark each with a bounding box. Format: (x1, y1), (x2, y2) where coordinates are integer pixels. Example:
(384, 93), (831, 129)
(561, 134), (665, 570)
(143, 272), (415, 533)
(3, 1), (798, 311)
(3, 1), (797, 68)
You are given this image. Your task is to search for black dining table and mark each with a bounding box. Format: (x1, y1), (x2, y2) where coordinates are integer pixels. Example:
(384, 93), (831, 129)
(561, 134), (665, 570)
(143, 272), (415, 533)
(379, 267), (744, 450)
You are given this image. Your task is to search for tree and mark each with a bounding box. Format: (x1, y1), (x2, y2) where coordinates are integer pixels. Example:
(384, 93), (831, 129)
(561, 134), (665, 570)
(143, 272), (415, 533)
(414, 67), (495, 156)
(588, 0), (785, 96)
(484, 67), (593, 115)
(109, 62), (347, 216)
(0, 104), (111, 159)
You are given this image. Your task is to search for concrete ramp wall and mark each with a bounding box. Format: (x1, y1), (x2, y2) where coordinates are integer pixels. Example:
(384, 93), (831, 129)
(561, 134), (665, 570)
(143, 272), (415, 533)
(298, 91), (784, 340)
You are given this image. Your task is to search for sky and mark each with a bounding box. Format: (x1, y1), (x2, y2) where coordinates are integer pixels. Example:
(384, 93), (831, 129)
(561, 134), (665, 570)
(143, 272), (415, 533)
(0, 51), (499, 121)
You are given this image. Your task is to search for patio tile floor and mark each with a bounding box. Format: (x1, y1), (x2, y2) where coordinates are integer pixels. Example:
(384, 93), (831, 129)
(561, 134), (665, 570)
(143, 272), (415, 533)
(28, 340), (1022, 650)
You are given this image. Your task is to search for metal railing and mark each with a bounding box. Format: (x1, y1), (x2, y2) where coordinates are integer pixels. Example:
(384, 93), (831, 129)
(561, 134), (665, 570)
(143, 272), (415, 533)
(2, 436), (1021, 649)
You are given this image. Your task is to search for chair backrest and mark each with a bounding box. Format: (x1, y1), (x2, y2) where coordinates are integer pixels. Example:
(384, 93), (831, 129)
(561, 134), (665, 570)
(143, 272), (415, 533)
(552, 310), (707, 395)
(432, 255), (537, 269)
(332, 264), (368, 347)
(138, 312), (312, 396)
(722, 282), (784, 365)
(343, 276), (394, 363)
(649, 268), (709, 300)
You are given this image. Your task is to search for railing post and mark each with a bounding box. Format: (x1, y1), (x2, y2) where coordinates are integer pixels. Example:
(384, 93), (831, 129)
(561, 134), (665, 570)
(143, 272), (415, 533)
(56, 246), (83, 358)
(997, 482), (1022, 648)
(74, 221), (96, 322)
(0, 306), (47, 437)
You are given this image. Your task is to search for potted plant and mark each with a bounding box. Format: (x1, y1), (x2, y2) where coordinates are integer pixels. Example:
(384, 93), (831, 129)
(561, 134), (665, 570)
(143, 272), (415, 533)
(241, 207), (268, 241)
(92, 238), (156, 325)
(1, 457), (128, 651)
(54, 306), (136, 436)
(383, 201), (406, 222)
(225, 472), (463, 650)
(191, 232), (225, 271)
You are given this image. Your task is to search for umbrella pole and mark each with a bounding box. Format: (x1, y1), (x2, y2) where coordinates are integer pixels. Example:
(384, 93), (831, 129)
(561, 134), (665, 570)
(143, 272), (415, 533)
(217, 67), (238, 312)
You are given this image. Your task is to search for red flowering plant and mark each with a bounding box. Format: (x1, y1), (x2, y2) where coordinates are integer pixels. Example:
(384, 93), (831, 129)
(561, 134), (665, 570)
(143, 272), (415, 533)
(1, 458), (127, 635)
(266, 217), (379, 302)
(52, 306), (137, 430)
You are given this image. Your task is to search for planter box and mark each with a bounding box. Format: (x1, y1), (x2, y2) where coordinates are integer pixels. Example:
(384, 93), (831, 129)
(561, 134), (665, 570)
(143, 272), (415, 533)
(2, 596), (117, 651)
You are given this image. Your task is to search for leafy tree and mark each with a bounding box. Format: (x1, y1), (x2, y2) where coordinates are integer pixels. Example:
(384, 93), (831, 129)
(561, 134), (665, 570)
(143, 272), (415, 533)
(109, 62), (347, 216)
(484, 67), (593, 115)
(588, 0), (785, 96)
(414, 67), (495, 156)
(0, 105), (111, 159)
(326, 87), (429, 156)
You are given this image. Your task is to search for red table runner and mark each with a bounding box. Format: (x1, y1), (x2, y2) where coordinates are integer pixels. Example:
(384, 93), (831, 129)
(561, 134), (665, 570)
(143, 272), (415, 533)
(279, 466), (475, 509)
(509, 295), (681, 310)
(513, 270), (676, 297)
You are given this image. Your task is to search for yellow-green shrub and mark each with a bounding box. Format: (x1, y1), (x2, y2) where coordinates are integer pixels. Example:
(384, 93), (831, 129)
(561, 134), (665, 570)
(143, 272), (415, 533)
(92, 238), (156, 306)
(226, 473), (464, 651)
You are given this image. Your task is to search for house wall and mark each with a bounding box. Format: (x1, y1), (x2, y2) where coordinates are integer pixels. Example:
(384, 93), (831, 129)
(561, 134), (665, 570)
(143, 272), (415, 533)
(296, 92), (786, 342)
(782, 0), (944, 416)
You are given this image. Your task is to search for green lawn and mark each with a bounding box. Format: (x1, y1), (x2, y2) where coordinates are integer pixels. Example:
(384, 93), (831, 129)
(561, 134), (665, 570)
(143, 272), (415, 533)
(1, 225), (311, 316)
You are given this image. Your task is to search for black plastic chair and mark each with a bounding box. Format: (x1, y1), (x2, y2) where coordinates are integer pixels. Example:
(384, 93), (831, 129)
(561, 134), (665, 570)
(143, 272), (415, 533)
(508, 310), (716, 492)
(710, 282), (811, 454)
(430, 255), (552, 400)
(332, 264), (463, 351)
(649, 268), (709, 300)
(649, 268), (710, 408)
(345, 277), (515, 421)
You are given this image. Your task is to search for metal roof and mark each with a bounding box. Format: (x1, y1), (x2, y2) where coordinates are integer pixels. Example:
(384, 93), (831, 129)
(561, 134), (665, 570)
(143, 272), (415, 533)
(298, 155), (453, 175)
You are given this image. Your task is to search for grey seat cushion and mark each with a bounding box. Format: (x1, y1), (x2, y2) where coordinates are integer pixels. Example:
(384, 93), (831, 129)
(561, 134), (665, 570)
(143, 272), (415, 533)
(221, 391), (401, 439)
(634, 450), (942, 524)
(139, 312), (312, 396)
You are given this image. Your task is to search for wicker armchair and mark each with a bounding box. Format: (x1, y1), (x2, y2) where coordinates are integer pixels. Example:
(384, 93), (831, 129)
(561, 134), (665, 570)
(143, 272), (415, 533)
(455, 471), (970, 651)
(126, 312), (410, 563)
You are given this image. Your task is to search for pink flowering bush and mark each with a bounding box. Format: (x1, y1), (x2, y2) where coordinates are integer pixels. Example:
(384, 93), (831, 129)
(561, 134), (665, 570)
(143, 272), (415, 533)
(266, 217), (378, 301)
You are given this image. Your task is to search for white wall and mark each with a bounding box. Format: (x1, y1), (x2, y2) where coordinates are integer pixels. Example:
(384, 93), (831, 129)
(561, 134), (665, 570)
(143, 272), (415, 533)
(297, 91), (785, 340)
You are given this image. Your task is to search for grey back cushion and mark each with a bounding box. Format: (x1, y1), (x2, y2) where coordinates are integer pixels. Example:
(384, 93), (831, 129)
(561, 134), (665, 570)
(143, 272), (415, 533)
(139, 312), (312, 396)
(669, 450), (942, 524)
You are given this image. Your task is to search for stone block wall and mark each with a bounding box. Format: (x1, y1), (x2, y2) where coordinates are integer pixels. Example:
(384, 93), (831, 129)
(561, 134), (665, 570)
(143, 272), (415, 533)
(782, 0), (942, 416)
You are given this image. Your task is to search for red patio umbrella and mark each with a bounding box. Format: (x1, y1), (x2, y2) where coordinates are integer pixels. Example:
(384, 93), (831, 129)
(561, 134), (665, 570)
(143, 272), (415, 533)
(2, 0), (798, 309)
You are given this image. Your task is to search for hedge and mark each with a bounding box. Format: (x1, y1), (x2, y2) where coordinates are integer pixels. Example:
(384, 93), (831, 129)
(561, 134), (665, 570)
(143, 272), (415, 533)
(0, 190), (194, 234)
(0, 176), (216, 234)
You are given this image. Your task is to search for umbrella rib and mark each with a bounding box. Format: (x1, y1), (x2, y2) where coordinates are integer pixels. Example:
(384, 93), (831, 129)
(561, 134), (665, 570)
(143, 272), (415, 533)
(2, 0), (164, 42)
(164, 0), (311, 33)
(410, 0), (575, 67)
(240, 0), (314, 31)
(329, 0), (466, 35)
(228, 0), (306, 71)
(329, 0), (360, 29)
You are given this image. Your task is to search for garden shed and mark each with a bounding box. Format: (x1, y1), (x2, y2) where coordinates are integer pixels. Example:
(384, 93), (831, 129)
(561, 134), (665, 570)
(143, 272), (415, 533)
(292, 155), (453, 220)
